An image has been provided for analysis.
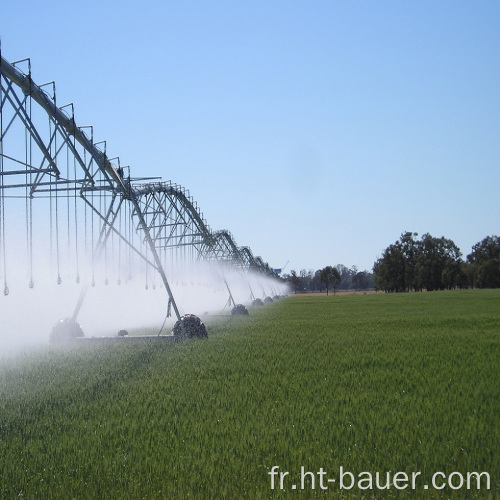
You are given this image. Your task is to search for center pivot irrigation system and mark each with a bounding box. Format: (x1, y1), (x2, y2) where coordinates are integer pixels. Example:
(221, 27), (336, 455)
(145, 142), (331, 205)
(0, 50), (286, 343)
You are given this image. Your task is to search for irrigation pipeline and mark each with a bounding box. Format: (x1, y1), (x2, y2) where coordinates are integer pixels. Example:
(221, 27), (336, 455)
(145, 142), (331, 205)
(0, 54), (123, 191)
(0, 51), (283, 334)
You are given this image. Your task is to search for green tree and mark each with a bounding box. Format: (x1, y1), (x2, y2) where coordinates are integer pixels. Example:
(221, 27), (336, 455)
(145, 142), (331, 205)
(320, 266), (341, 295)
(312, 269), (323, 292)
(336, 264), (352, 290)
(373, 242), (406, 292)
(414, 234), (462, 291)
(399, 231), (419, 290)
(374, 232), (463, 292)
(467, 236), (500, 288)
(288, 270), (301, 293)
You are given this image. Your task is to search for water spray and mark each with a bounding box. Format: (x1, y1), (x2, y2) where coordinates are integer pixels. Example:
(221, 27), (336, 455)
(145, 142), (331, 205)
(0, 50), (286, 347)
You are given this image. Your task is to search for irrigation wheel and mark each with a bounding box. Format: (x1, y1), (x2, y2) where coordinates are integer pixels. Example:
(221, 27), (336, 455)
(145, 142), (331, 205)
(231, 304), (249, 316)
(172, 314), (208, 339)
(50, 318), (84, 343)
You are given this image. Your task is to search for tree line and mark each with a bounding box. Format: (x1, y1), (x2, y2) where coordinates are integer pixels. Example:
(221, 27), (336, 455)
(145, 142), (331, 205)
(373, 232), (500, 292)
(283, 233), (500, 294)
(284, 265), (374, 294)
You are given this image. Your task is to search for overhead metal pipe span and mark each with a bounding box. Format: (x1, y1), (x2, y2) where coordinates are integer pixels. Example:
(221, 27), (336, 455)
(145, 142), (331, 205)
(0, 55), (126, 192)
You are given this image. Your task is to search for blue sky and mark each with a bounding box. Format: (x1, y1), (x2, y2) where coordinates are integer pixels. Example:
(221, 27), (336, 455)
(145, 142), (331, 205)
(2, 1), (499, 273)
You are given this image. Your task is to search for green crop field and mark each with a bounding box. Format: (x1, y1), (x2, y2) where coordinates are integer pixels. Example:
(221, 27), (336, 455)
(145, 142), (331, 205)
(1, 290), (499, 498)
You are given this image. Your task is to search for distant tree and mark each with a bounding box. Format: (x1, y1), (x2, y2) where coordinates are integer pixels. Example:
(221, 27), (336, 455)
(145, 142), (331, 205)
(467, 235), (500, 288)
(299, 269), (314, 291)
(414, 234), (462, 291)
(374, 232), (463, 292)
(312, 269), (323, 292)
(399, 231), (419, 290)
(477, 259), (500, 288)
(351, 265), (359, 290)
(373, 231), (419, 292)
(287, 264), (373, 292)
(331, 268), (342, 293)
(300, 269), (307, 282)
(355, 271), (370, 290)
(468, 235), (500, 262)
(336, 264), (353, 290)
(320, 266), (341, 295)
(373, 242), (406, 292)
(288, 270), (301, 293)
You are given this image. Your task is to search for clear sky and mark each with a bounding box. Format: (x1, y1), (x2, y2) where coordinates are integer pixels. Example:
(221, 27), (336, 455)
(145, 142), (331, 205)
(2, 1), (499, 273)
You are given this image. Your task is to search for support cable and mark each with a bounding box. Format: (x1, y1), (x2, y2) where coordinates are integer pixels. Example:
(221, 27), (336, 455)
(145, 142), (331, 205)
(103, 180), (108, 286)
(25, 83), (34, 288)
(109, 189), (114, 285)
(128, 198), (133, 282)
(91, 155), (95, 287)
(52, 103), (61, 285)
(74, 132), (80, 283)
(49, 139), (53, 276)
(82, 148), (88, 284)
(145, 231), (149, 290)
(117, 195), (122, 285)
(124, 195), (129, 283)
(0, 47), (9, 295)
(66, 141), (71, 271)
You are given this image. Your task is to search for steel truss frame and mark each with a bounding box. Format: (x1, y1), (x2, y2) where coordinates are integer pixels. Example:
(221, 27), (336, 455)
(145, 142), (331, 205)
(1, 52), (277, 323)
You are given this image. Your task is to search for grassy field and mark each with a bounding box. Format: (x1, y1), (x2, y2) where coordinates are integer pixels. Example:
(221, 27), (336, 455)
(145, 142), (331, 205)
(0, 290), (499, 498)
